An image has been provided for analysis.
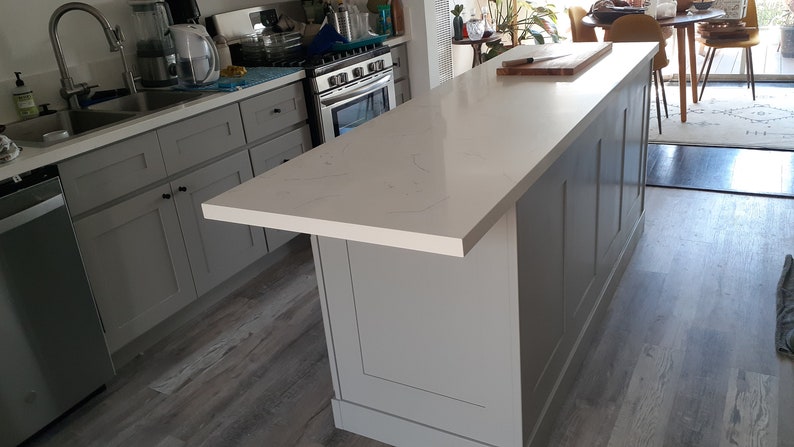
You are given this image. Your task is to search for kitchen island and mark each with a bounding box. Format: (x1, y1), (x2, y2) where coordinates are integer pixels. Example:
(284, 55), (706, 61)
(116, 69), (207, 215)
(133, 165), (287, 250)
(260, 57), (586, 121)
(203, 42), (657, 447)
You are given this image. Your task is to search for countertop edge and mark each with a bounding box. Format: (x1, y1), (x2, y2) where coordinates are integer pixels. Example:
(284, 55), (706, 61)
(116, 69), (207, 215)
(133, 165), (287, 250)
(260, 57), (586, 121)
(202, 202), (465, 257)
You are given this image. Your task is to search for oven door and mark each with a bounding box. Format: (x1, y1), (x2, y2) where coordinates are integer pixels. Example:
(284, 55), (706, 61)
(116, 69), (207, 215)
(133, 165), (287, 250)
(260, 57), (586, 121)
(317, 70), (396, 143)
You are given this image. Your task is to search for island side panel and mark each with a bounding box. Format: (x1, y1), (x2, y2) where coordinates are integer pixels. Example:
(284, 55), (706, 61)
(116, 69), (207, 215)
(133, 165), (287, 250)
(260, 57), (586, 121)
(313, 213), (523, 447)
(515, 61), (651, 447)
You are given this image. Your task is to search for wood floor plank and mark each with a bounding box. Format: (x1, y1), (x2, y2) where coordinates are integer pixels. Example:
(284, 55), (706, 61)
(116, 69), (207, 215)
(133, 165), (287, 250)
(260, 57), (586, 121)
(720, 369), (778, 447)
(663, 326), (732, 447)
(607, 343), (684, 447)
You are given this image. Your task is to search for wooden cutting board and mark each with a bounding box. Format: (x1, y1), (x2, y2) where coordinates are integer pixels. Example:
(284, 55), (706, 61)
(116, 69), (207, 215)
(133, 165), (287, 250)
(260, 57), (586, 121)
(496, 42), (613, 76)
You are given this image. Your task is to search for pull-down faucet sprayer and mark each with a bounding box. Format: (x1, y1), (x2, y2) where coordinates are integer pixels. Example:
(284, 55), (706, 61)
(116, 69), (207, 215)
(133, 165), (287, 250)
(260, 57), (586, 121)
(49, 2), (137, 109)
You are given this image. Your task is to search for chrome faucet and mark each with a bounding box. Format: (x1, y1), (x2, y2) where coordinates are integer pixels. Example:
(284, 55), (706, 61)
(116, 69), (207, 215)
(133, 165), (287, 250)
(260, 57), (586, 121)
(49, 2), (137, 109)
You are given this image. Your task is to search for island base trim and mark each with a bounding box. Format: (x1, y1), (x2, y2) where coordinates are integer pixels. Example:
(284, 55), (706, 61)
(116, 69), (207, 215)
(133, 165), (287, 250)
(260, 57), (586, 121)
(332, 398), (502, 447)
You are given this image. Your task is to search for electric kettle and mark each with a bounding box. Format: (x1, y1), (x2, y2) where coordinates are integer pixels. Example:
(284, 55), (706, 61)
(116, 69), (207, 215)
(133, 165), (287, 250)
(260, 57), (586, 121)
(168, 24), (219, 87)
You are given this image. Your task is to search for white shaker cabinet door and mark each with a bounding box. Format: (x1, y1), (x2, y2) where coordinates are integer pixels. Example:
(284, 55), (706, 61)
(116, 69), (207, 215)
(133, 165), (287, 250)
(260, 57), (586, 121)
(172, 150), (268, 296)
(74, 184), (196, 352)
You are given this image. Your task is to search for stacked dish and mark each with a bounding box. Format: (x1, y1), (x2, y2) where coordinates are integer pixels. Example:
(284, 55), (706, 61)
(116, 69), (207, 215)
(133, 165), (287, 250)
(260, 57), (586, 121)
(241, 31), (303, 64)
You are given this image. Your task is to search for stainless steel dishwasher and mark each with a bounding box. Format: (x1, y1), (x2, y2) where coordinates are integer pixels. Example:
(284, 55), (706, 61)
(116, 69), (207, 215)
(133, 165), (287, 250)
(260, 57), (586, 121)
(0, 166), (114, 446)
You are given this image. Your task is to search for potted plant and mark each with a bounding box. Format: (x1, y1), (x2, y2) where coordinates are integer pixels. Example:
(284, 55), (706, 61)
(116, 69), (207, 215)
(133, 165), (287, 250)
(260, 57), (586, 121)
(451, 4), (465, 41)
(774, 0), (794, 57)
(483, 0), (561, 61)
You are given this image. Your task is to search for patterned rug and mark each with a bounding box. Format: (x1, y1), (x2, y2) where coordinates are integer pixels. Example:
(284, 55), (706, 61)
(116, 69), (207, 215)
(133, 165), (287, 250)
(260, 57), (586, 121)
(648, 84), (794, 151)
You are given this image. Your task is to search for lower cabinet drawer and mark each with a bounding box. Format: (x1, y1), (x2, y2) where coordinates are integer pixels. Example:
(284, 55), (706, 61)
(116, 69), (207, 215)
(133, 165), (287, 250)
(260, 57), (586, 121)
(249, 124), (312, 175)
(158, 103), (246, 175)
(59, 132), (166, 216)
(249, 124), (312, 252)
(240, 82), (308, 143)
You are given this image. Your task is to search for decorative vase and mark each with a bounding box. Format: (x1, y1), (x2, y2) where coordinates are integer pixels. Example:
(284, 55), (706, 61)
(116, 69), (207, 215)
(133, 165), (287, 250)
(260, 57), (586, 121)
(466, 18), (485, 41)
(453, 15), (463, 40)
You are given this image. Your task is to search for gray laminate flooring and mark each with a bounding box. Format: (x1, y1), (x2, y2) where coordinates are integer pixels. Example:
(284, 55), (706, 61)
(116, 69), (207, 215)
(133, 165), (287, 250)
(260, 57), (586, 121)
(25, 187), (794, 447)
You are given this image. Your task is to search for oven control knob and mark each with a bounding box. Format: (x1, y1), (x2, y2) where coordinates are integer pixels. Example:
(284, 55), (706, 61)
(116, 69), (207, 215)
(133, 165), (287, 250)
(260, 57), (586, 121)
(328, 76), (338, 87)
(338, 73), (348, 84)
(353, 67), (364, 78)
(368, 62), (377, 72)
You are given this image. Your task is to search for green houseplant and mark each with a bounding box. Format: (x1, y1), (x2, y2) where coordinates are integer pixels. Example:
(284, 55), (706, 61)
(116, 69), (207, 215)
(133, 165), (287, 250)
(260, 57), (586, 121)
(483, 0), (561, 61)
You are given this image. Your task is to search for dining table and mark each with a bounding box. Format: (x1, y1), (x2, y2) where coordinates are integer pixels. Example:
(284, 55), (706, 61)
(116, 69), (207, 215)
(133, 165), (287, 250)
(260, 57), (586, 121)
(583, 9), (725, 122)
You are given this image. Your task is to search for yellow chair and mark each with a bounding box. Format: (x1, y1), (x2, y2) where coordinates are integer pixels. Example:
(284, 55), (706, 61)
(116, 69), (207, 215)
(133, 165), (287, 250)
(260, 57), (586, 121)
(609, 14), (669, 133)
(698, 0), (760, 100)
(568, 6), (598, 42)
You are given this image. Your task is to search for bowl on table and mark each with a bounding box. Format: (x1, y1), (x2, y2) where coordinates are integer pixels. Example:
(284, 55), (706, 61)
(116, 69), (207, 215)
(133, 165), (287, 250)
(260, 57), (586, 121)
(692, 0), (714, 10)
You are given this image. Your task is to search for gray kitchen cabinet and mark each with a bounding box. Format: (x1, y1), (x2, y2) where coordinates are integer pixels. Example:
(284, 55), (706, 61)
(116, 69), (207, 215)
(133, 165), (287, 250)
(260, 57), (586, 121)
(157, 103), (246, 175)
(58, 132), (165, 216)
(240, 82), (308, 143)
(173, 150), (267, 296)
(249, 124), (312, 252)
(73, 183), (196, 352)
(60, 81), (308, 353)
(390, 44), (411, 106)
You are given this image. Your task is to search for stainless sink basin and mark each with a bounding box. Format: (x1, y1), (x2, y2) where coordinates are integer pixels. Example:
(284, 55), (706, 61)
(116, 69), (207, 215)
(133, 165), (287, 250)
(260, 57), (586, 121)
(88, 90), (206, 113)
(3, 110), (137, 147)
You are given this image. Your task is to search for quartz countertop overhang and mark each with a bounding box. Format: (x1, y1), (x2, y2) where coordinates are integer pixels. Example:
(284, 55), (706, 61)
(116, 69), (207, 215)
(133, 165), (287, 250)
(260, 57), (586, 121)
(203, 42), (657, 257)
(0, 70), (306, 181)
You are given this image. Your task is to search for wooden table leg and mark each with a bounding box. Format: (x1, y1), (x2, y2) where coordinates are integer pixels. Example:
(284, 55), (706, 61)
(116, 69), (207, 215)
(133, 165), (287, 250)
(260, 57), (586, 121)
(471, 43), (483, 68)
(677, 27), (687, 123)
(687, 24), (698, 103)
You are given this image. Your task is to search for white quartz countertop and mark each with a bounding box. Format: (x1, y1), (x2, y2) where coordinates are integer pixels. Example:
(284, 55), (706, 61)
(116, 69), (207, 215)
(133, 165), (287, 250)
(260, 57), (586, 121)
(0, 70), (305, 181)
(203, 42), (656, 257)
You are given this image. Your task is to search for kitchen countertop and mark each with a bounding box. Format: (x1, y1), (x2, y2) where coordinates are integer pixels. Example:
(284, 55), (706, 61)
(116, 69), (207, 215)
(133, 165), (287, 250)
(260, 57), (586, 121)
(0, 69), (305, 182)
(202, 42), (657, 257)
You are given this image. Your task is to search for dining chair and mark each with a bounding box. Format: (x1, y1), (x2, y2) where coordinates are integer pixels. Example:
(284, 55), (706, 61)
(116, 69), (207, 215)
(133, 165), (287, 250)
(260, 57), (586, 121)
(568, 6), (598, 42)
(609, 14), (669, 133)
(698, 0), (759, 101)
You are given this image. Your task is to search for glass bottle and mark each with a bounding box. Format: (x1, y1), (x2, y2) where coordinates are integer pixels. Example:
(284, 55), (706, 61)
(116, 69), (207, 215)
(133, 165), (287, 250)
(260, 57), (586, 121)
(481, 6), (495, 38)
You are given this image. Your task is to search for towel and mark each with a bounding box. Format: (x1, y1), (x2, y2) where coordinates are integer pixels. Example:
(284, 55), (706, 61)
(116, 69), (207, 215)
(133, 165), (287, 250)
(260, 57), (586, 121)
(776, 254), (794, 357)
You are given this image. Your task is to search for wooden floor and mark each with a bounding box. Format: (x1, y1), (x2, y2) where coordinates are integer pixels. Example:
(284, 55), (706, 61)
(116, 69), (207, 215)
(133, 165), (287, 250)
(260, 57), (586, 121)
(647, 144), (794, 197)
(25, 188), (794, 447)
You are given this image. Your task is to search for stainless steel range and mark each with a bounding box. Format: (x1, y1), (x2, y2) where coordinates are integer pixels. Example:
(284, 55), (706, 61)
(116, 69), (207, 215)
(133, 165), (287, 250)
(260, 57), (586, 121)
(306, 45), (395, 145)
(208, 6), (396, 146)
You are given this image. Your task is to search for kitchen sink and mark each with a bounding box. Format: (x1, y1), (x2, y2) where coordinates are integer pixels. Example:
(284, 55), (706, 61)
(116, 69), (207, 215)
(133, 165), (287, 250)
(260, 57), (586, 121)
(88, 90), (206, 113)
(3, 109), (137, 147)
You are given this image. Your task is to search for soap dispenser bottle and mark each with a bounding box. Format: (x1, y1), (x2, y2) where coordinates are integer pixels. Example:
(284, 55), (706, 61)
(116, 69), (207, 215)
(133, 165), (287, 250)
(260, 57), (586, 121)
(12, 72), (39, 120)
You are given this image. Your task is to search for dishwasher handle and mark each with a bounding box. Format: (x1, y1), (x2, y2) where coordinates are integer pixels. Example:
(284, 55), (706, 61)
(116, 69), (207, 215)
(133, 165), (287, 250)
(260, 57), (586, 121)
(0, 194), (65, 235)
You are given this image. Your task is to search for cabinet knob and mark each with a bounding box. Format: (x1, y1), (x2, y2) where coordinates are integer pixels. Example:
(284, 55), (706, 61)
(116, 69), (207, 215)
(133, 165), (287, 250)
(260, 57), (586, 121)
(178, 186), (188, 192)
(273, 108), (282, 114)
(162, 193), (172, 199)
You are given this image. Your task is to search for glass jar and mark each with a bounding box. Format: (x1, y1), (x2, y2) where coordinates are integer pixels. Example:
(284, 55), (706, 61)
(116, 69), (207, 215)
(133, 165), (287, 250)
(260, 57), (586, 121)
(466, 17), (485, 41)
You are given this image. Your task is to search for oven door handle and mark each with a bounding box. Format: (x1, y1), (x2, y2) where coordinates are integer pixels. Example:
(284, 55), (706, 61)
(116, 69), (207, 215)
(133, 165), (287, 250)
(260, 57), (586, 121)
(320, 73), (393, 107)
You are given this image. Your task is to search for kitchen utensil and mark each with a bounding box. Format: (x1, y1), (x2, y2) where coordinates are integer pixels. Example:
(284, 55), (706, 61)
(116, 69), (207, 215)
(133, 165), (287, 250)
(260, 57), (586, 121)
(169, 24), (220, 87)
(501, 53), (573, 67)
(129, 0), (178, 87)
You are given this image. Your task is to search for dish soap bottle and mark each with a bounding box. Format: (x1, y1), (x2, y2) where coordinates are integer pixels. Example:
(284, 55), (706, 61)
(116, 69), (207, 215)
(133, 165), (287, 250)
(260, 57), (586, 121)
(12, 72), (39, 120)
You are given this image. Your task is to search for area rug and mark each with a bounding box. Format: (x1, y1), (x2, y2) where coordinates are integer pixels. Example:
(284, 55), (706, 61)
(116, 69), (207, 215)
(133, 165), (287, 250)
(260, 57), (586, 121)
(648, 84), (794, 151)
(777, 254), (794, 358)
